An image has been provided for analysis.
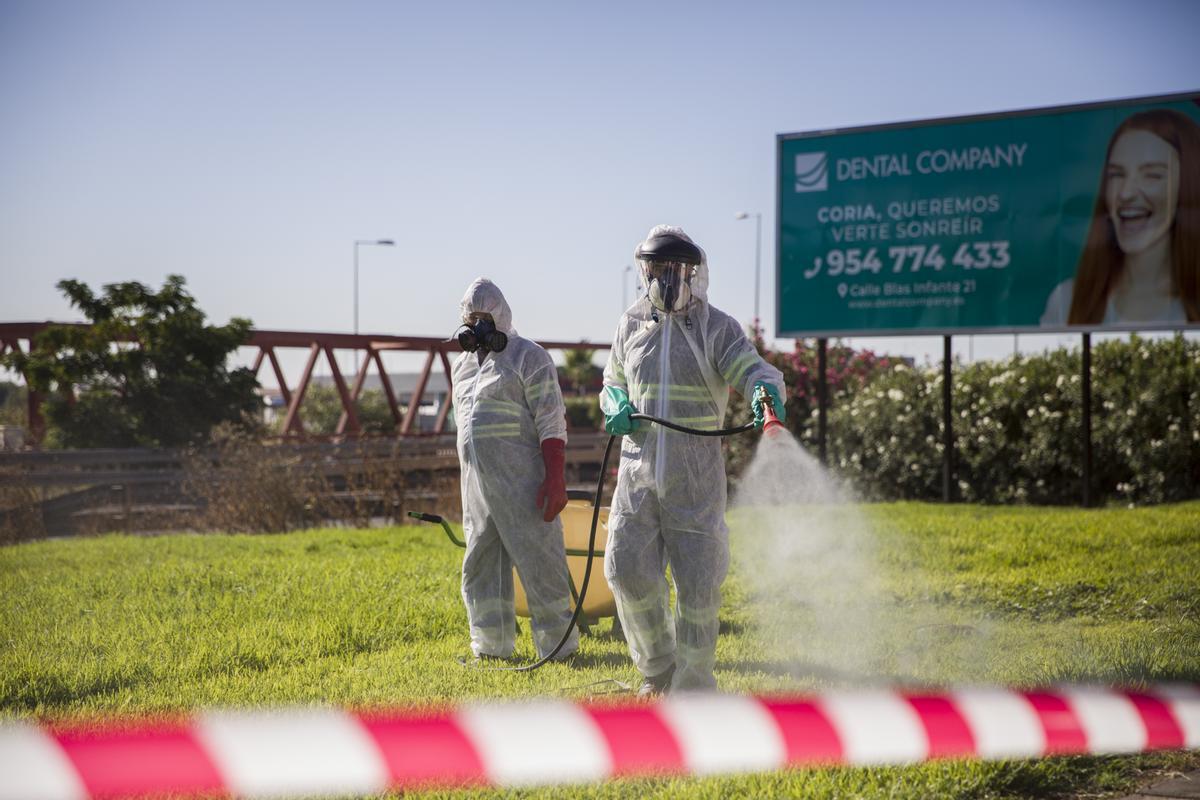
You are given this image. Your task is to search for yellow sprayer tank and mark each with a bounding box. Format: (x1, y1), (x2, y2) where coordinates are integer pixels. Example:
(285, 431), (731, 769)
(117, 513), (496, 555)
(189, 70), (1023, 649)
(513, 495), (614, 619)
(409, 492), (616, 622)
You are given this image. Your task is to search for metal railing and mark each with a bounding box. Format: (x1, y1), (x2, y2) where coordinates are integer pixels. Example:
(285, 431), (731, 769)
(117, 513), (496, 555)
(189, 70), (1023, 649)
(0, 322), (607, 444)
(0, 433), (610, 538)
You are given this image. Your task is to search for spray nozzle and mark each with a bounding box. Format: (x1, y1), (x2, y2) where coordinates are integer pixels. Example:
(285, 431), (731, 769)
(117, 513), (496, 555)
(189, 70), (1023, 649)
(754, 385), (786, 438)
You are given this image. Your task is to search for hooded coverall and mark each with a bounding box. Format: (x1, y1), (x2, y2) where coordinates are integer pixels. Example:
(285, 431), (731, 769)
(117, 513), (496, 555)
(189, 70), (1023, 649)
(601, 228), (785, 691)
(452, 278), (579, 660)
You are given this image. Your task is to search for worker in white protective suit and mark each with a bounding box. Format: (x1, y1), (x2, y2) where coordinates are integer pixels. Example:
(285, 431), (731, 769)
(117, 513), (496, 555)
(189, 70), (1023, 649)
(451, 278), (579, 661)
(600, 226), (786, 695)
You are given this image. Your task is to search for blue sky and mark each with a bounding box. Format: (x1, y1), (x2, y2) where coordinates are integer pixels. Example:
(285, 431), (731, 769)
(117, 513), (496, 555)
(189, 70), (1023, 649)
(2, 0), (1197, 380)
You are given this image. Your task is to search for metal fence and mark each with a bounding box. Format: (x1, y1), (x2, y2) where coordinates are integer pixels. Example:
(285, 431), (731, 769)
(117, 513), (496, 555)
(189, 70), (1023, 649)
(0, 433), (610, 540)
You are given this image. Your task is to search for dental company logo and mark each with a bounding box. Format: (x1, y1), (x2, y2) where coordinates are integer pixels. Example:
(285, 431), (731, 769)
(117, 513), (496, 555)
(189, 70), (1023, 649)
(835, 143), (1029, 181)
(794, 152), (828, 192)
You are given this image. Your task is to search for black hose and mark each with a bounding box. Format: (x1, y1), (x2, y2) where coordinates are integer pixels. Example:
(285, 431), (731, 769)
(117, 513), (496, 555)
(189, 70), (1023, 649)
(465, 413), (756, 673)
(630, 412), (756, 437)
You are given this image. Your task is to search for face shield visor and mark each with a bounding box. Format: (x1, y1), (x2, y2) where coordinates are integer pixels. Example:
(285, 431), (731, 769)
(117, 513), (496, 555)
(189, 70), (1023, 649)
(640, 259), (695, 313)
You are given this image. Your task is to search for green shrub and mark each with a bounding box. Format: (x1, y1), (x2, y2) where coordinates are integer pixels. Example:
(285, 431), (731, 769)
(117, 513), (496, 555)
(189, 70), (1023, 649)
(284, 385), (399, 435)
(724, 332), (896, 479)
(718, 332), (1197, 506)
(1091, 334), (1199, 504)
(824, 361), (945, 501)
(565, 396), (603, 432)
(825, 335), (1199, 506)
(0, 381), (26, 427)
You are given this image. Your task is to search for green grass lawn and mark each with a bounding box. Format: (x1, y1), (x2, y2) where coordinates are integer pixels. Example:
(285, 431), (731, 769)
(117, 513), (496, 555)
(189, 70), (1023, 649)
(2, 501), (1198, 798)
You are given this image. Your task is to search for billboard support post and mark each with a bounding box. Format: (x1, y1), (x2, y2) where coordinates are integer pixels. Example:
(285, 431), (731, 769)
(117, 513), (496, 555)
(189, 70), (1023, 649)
(817, 338), (828, 466)
(1082, 333), (1093, 508)
(942, 335), (954, 503)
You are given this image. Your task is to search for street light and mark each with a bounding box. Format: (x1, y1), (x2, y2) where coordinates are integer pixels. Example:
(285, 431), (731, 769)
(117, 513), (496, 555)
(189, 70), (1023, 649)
(622, 264), (634, 311)
(354, 239), (395, 334)
(734, 211), (762, 327)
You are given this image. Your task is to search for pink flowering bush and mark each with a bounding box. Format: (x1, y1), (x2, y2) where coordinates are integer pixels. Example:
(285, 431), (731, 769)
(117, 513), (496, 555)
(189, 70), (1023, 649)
(723, 323), (896, 480)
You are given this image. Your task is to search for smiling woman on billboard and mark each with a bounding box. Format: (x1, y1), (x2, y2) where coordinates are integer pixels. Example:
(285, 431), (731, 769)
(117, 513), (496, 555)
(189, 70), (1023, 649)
(1041, 109), (1200, 326)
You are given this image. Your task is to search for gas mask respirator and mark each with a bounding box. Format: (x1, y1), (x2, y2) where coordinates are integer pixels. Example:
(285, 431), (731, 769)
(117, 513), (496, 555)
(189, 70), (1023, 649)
(644, 261), (694, 313)
(456, 317), (508, 354)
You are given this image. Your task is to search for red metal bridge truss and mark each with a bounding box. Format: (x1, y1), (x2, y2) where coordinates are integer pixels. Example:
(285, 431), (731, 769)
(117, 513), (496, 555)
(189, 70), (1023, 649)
(0, 323), (606, 445)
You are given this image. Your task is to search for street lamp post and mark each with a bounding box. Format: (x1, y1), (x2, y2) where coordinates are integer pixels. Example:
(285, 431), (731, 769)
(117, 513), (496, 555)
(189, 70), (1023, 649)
(622, 264), (634, 311)
(354, 239), (395, 334)
(735, 211), (762, 327)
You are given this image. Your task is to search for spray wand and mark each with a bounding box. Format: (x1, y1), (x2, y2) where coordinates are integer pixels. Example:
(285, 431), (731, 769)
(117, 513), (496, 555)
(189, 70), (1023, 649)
(627, 385), (784, 437)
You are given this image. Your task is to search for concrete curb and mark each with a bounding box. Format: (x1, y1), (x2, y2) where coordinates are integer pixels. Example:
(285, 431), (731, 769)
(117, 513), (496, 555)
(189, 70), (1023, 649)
(1117, 769), (1200, 799)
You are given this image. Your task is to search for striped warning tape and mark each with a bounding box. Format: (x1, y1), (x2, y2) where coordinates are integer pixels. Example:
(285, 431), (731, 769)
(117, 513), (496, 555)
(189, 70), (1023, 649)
(2, 684), (1198, 798)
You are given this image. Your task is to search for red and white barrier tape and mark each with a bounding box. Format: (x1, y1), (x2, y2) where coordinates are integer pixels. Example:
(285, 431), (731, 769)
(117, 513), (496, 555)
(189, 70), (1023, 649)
(3, 684), (1198, 799)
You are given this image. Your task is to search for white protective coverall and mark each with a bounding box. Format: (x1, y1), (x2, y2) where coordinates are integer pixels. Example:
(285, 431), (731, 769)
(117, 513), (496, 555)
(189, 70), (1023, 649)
(601, 226), (785, 691)
(452, 278), (579, 659)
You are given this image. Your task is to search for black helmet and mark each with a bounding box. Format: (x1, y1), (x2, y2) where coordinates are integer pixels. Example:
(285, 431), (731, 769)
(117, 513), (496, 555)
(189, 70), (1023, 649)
(634, 232), (703, 266)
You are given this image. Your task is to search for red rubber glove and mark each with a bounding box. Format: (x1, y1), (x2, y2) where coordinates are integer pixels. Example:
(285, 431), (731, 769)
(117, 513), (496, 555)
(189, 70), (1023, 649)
(536, 437), (568, 522)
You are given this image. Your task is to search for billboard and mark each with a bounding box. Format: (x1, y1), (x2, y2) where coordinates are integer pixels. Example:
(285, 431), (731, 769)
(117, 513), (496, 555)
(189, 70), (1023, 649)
(776, 92), (1200, 337)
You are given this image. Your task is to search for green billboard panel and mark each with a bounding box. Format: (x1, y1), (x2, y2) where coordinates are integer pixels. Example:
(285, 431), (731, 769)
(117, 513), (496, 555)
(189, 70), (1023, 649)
(776, 92), (1200, 337)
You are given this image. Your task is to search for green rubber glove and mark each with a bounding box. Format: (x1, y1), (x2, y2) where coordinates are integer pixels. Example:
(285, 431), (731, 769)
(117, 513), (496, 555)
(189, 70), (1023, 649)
(601, 386), (640, 436)
(751, 381), (786, 430)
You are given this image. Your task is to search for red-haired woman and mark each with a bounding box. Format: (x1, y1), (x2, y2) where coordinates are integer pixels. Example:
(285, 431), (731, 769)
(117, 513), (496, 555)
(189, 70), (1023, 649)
(1041, 108), (1200, 326)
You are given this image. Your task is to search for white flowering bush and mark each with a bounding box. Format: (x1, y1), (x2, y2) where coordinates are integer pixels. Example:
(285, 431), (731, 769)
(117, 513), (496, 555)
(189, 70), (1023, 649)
(826, 335), (1199, 505)
(1091, 334), (1199, 505)
(825, 363), (944, 500)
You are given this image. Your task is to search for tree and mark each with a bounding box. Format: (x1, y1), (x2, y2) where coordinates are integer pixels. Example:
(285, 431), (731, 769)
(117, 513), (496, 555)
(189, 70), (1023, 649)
(283, 385), (399, 435)
(0, 381), (26, 427)
(1, 275), (261, 448)
(562, 347), (600, 396)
